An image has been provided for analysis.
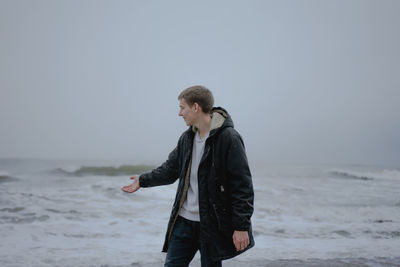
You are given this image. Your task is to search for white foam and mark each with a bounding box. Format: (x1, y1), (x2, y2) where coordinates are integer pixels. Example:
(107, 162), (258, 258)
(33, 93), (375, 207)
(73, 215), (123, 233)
(330, 168), (400, 181)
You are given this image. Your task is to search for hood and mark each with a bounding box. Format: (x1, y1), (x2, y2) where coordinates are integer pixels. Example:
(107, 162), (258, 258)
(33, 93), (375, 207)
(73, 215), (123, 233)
(191, 107), (234, 136)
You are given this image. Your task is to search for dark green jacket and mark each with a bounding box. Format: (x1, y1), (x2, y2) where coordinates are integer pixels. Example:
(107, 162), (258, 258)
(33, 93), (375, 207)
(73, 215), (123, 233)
(139, 107), (254, 261)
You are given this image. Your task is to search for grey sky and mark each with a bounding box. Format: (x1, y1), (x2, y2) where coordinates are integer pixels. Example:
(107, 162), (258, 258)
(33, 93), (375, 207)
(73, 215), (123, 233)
(1, 0), (399, 166)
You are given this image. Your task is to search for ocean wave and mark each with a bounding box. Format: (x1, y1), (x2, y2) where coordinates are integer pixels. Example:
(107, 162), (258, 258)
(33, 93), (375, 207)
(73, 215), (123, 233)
(62, 232), (121, 239)
(363, 229), (400, 239)
(51, 164), (154, 176)
(0, 207), (25, 213)
(0, 170), (9, 176)
(45, 208), (80, 215)
(331, 170), (374, 180)
(0, 175), (19, 183)
(0, 214), (50, 224)
(330, 169), (400, 181)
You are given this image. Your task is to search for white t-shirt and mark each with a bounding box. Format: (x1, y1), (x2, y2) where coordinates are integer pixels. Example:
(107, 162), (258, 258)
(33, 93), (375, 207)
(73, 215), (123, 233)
(179, 131), (209, 221)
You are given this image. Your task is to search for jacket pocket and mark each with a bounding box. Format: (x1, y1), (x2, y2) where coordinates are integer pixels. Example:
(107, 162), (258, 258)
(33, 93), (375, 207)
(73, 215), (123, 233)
(212, 203), (232, 233)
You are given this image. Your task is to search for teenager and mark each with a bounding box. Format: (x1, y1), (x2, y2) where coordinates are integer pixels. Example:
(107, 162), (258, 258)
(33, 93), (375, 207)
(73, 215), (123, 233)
(122, 85), (254, 267)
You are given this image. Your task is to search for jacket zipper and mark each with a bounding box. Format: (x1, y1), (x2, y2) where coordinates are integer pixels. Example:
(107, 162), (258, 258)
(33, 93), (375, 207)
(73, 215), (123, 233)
(167, 157), (192, 242)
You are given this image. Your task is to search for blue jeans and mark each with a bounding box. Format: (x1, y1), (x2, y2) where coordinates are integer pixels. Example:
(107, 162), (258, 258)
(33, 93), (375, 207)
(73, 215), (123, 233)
(164, 216), (222, 267)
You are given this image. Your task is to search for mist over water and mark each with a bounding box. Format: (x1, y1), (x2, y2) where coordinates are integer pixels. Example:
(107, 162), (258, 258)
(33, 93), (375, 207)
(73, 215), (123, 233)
(1, 0), (400, 165)
(1, 158), (400, 266)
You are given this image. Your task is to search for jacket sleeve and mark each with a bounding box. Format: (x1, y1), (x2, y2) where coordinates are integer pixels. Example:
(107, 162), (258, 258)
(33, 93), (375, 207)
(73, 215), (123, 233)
(139, 143), (180, 188)
(226, 132), (254, 231)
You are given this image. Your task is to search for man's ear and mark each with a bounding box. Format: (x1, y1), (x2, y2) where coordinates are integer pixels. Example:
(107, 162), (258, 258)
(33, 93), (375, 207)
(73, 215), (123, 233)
(194, 103), (200, 112)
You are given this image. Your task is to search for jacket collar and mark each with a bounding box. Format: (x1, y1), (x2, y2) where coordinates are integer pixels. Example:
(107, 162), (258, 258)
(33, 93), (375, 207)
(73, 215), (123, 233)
(190, 107), (231, 137)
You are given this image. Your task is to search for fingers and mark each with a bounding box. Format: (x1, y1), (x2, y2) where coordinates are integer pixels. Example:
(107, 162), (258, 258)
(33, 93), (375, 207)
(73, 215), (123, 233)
(233, 240), (246, 251)
(235, 240), (248, 251)
(233, 240), (240, 251)
(244, 238), (249, 248)
(121, 183), (138, 193)
(233, 237), (240, 251)
(121, 185), (132, 193)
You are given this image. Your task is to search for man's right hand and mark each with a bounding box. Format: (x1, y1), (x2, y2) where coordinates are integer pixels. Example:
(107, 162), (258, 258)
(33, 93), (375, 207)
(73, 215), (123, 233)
(121, 175), (141, 193)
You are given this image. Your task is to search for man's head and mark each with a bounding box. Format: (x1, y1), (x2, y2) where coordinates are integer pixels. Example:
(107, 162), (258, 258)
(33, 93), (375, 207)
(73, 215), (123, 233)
(178, 85), (214, 113)
(178, 85), (214, 126)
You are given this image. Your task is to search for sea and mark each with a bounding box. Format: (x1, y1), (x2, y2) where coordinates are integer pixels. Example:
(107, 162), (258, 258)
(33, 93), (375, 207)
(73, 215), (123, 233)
(1, 158), (399, 267)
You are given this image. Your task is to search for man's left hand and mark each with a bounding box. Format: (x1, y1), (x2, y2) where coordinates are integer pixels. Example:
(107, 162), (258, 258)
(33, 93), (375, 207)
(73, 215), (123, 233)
(232, 230), (249, 251)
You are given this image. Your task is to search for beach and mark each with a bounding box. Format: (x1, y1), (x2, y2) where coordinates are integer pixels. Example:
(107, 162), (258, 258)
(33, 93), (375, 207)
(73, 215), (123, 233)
(1, 158), (400, 266)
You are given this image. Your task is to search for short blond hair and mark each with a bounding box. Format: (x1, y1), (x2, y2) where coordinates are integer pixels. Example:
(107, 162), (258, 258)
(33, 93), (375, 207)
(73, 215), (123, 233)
(178, 85), (214, 113)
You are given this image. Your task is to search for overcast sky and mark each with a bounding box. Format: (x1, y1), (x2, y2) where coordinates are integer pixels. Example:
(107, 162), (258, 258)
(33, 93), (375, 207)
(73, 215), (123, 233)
(1, 0), (399, 166)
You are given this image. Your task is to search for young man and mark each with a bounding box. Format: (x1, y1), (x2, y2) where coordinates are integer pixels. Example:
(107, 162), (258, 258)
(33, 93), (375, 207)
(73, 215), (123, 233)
(122, 86), (254, 267)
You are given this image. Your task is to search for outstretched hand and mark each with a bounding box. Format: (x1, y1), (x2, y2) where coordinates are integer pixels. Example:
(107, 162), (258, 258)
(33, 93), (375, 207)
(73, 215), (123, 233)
(121, 175), (141, 193)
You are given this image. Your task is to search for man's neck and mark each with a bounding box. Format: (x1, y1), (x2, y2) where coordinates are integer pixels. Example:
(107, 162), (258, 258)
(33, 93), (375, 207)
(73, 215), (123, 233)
(195, 114), (211, 139)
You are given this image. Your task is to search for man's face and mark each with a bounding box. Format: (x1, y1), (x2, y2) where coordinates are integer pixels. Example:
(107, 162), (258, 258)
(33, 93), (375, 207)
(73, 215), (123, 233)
(178, 98), (197, 126)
